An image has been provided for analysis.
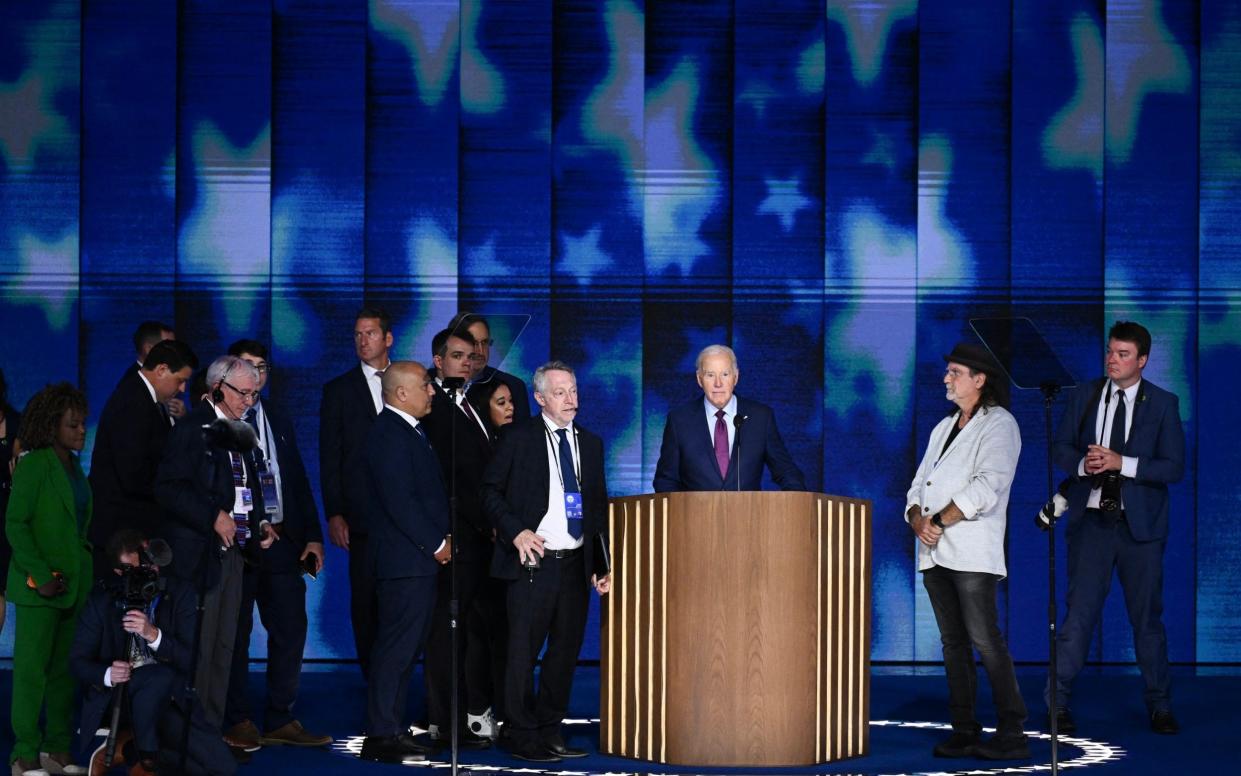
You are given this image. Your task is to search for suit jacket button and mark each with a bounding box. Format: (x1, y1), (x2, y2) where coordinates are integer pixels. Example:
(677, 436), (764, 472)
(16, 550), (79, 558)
(926, 481), (932, 486)
(923, 507), (929, 513)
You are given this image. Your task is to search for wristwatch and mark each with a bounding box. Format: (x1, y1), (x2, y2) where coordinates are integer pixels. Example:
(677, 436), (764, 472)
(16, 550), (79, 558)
(930, 513), (945, 529)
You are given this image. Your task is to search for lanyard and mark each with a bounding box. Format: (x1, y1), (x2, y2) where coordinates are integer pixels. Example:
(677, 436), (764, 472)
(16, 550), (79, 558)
(543, 424), (581, 491)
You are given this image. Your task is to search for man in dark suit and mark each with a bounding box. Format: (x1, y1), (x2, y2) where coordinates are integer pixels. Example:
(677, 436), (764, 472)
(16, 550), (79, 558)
(419, 327), (497, 748)
(653, 344), (805, 492)
(90, 339), (198, 579)
(481, 361), (611, 763)
(447, 312), (532, 422)
(121, 321), (188, 420)
(71, 529), (236, 775)
(220, 340), (331, 752)
(154, 356), (277, 733)
(1046, 321), (1185, 735)
(319, 306), (392, 677)
(359, 361), (452, 764)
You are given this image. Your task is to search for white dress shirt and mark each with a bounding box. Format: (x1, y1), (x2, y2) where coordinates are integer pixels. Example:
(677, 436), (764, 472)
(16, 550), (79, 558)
(536, 414), (584, 552)
(362, 360), (388, 414)
(136, 371), (172, 426)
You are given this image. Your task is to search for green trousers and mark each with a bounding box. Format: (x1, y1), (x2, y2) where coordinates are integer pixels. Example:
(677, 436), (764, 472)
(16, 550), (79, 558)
(10, 601), (82, 762)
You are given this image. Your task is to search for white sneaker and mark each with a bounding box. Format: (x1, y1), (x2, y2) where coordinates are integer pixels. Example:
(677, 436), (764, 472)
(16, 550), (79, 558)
(38, 752), (85, 776)
(467, 708), (498, 741)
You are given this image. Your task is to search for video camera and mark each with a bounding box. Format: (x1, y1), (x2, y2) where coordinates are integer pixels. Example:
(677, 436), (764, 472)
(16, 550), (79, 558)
(108, 538), (172, 611)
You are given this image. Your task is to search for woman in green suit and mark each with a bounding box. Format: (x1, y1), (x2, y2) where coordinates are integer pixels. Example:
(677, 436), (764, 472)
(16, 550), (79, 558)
(5, 383), (91, 776)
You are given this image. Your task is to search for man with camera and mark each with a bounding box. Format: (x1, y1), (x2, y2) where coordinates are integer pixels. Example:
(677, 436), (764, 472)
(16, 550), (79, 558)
(1046, 321), (1185, 735)
(70, 529), (235, 775)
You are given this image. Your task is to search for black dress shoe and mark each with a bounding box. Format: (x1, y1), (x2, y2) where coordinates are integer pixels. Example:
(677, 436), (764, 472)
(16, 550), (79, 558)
(511, 746), (561, 763)
(360, 735), (428, 763)
(932, 730), (980, 758)
(428, 727), (491, 750)
(1150, 710), (1180, 735)
(544, 738), (589, 759)
(969, 733), (1031, 760)
(1055, 707), (1077, 734)
(395, 732), (433, 755)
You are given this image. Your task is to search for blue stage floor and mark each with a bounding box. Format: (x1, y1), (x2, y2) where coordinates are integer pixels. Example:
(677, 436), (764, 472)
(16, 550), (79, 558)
(2, 664), (1234, 775)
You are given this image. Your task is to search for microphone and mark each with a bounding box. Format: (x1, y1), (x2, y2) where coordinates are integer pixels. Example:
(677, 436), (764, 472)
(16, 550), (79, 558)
(733, 414), (748, 492)
(142, 538), (173, 567)
(202, 418), (257, 452)
(1035, 477), (1076, 531)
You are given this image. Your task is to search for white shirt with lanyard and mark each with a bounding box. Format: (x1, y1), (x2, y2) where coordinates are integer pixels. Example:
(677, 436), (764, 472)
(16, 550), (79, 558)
(251, 401), (283, 525)
(537, 415), (584, 551)
(212, 403), (266, 545)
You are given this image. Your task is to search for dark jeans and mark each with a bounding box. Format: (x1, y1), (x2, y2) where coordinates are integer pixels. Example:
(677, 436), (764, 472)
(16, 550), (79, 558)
(923, 565), (1027, 737)
(1047, 509), (1171, 713)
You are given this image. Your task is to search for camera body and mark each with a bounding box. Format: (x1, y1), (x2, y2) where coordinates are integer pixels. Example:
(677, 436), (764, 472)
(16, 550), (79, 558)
(113, 563), (164, 612)
(1095, 470), (1123, 513)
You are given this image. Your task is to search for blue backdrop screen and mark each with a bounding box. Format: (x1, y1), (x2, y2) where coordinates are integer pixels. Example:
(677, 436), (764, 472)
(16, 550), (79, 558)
(2, 0), (1238, 665)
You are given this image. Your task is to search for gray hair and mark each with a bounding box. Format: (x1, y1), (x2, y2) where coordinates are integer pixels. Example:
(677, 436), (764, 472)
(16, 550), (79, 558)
(205, 355), (260, 389)
(533, 360), (575, 395)
(695, 344), (738, 373)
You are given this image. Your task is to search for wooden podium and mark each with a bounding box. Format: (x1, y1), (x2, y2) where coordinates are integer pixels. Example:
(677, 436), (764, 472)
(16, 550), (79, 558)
(599, 491), (871, 767)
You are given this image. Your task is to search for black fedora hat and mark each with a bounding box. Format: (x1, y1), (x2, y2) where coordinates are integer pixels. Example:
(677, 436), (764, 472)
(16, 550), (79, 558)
(943, 342), (1009, 407)
(943, 342), (1002, 377)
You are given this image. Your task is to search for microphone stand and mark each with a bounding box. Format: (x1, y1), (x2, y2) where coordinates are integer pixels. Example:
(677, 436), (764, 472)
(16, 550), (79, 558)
(733, 414), (747, 492)
(441, 377), (464, 776)
(1039, 382), (1061, 776)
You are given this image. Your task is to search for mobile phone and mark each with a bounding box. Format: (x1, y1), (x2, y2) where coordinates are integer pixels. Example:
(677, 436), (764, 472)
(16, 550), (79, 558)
(301, 553), (318, 580)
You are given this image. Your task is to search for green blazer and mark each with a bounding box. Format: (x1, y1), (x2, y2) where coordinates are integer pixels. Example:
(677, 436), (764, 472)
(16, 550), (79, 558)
(5, 447), (92, 608)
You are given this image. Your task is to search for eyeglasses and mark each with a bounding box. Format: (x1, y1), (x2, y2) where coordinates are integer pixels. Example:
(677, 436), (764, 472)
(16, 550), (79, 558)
(222, 380), (259, 400)
(251, 363), (270, 374)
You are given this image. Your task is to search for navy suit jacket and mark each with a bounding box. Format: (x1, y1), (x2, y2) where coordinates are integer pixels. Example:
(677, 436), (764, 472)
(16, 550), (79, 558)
(69, 574), (196, 751)
(153, 402), (266, 587)
(481, 417), (608, 582)
(420, 383), (494, 562)
(89, 370), (172, 547)
(1054, 377), (1185, 542)
(653, 396), (805, 492)
(363, 408), (450, 580)
(319, 364), (380, 533)
(257, 401), (324, 555)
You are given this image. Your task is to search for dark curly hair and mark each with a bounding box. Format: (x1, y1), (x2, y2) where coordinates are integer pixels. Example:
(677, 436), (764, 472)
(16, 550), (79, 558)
(19, 382), (87, 451)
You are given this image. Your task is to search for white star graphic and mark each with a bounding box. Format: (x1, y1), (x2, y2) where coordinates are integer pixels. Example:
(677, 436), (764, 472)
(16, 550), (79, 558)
(556, 225), (612, 285)
(756, 175), (813, 232)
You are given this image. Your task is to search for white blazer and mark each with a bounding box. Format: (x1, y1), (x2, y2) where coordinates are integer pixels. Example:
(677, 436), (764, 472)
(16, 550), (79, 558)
(905, 405), (1021, 577)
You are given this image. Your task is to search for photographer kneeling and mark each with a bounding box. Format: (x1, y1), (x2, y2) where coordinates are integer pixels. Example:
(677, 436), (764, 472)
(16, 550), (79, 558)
(70, 529), (234, 775)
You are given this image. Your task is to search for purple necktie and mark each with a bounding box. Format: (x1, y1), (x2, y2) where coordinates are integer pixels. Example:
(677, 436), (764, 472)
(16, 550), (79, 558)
(714, 409), (730, 479)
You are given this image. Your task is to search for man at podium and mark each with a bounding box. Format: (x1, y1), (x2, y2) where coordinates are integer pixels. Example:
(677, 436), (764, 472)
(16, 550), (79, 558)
(653, 344), (804, 492)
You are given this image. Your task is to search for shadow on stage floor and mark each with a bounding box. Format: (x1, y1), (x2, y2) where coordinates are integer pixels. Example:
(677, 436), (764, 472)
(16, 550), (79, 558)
(1, 663), (1233, 774)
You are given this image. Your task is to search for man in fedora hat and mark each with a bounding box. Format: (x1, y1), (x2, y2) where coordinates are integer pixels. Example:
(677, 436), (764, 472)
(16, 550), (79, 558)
(904, 342), (1028, 760)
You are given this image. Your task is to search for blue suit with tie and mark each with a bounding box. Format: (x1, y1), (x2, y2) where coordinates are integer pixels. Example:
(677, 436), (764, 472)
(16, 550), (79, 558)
(1048, 377), (1185, 715)
(653, 396), (805, 492)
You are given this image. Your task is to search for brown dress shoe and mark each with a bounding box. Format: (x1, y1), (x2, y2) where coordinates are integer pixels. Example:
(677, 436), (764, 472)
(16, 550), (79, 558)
(259, 720), (332, 747)
(222, 720), (262, 752)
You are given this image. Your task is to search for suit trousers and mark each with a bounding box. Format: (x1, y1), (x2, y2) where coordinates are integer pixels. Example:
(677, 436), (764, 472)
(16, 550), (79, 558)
(224, 538), (309, 731)
(159, 700), (237, 776)
(923, 565), (1027, 737)
(425, 559), (487, 726)
(503, 551), (590, 751)
(366, 575), (437, 737)
(10, 601), (82, 761)
(466, 574), (509, 719)
(1048, 509), (1171, 713)
(126, 663), (177, 753)
(195, 546), (244, 728)
(348, 532), (378, 679)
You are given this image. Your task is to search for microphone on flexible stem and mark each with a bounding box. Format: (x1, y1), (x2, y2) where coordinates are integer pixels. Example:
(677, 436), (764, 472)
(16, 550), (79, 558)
(733, 414), (748, 492)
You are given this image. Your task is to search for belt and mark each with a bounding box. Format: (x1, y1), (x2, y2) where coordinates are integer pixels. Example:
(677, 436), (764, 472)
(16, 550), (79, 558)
(543, 547), (582, 559)
(1085, 507), (1126, 522)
